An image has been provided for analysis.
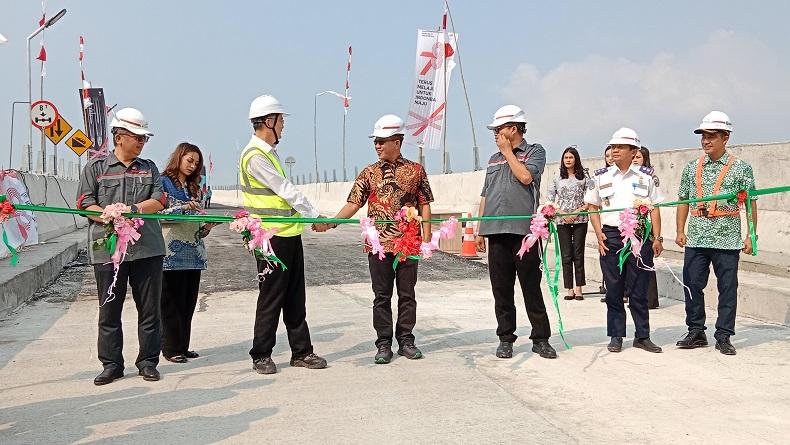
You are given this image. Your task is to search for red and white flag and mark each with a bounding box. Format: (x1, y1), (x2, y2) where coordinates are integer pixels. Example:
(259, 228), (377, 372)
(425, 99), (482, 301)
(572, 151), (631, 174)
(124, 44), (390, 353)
(209, 153), (214, 174)
(344, 46), (352, 112)
(38, 1), (46, 77)
(403, 28), (457, 150)
(79, 36), (93, 109)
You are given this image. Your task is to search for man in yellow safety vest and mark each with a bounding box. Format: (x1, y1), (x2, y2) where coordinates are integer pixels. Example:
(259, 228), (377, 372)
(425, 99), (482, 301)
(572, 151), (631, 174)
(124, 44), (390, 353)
(240, 94), (329, 374)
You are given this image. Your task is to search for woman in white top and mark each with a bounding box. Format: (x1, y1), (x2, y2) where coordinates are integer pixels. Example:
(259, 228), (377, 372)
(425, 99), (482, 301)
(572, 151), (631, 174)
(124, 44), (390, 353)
(548, 146), (591, 300)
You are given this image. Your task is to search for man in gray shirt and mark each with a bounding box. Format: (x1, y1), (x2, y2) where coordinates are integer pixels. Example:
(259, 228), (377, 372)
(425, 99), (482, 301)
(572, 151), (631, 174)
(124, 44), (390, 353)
(76, 107), (165, 385)
(474, 105), (557, 360)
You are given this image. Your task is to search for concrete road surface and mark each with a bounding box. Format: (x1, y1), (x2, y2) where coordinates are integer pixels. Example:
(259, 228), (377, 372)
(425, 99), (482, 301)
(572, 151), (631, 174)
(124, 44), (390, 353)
(1, 216), (788, 444)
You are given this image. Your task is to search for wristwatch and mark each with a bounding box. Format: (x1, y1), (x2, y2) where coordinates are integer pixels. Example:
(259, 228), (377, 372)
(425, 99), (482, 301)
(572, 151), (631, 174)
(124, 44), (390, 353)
(130, 204), (139, 214)
(656, 236), (664, 242)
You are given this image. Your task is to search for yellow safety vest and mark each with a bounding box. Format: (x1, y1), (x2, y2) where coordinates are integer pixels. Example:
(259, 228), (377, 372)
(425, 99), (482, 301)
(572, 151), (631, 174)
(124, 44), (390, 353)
(238, 142), (303, 237)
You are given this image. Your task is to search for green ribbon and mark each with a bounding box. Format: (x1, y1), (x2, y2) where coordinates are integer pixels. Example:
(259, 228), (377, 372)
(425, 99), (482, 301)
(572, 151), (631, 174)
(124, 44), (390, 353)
(104, 233), (117, 255)
(617, 215), (651, 273)
(255, 249), (288, 271)
(392, 252), (422, 270)
(543, 221), (569, 349)
(745, 189), (757, 256)
(2, 185), (788, 266)
(1, 227), (18, 266)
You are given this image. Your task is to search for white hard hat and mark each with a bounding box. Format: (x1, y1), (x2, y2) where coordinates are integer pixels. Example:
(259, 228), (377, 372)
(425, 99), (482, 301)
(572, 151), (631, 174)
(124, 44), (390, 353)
(694, 111), (733, 134)
(608, 127), (641, 147)
(110, 107), (154, 136)
(486, 105), (528, 130)
(249, 94), (290, 120)
(369, 114), (405, 138)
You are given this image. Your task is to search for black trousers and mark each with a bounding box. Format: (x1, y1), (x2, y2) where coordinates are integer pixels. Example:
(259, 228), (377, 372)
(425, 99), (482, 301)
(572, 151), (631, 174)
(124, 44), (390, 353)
(94, 256), (163, 371)
(161, 269), (201, 357)
(556, 223), (588, 289)
(487, 234), (552, 343)
(368, 253), (418, 348)
(600, 227), (652, 338)
(625, 262), (659, 308)
(249, 235), (313, 360)
(683, 247), (740, 341)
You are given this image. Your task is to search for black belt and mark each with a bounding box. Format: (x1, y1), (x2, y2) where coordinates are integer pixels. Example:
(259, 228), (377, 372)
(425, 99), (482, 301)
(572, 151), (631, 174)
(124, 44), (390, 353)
(603, 225), (619, 230)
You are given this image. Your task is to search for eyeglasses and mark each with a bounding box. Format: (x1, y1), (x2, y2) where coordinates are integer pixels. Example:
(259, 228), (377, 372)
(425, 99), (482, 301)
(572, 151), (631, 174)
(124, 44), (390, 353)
(118, 131), (149, 143)
(373, 137), (399, 146)
(493, 124), (514, 135)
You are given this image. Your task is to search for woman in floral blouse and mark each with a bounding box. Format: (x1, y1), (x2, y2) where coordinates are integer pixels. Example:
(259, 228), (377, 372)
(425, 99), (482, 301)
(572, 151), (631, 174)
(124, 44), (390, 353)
(158, 143), (216, 363)
(548, 146), (592, 301)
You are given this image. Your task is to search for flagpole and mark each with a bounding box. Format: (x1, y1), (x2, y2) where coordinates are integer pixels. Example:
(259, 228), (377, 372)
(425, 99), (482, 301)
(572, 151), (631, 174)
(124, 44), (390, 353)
(441, 5), (449, 174)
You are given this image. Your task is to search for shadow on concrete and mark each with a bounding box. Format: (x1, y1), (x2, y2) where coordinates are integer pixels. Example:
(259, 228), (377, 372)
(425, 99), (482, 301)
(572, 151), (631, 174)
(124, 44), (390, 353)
(0, 379), (274, 445)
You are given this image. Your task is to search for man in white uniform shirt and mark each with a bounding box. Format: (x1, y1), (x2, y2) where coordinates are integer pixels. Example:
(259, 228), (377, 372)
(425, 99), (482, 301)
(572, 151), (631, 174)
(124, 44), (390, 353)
(585, 128), (665, 353)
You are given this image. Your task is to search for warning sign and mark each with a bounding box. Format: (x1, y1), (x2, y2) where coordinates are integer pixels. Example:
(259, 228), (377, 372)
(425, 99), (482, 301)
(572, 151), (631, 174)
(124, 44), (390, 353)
(44, 115), (73, 145)
(65, 129), (93, 156)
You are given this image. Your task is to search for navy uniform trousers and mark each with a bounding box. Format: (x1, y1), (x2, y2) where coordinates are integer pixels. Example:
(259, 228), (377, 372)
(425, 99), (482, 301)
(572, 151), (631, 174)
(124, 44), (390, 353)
(600, 226), (653, 339)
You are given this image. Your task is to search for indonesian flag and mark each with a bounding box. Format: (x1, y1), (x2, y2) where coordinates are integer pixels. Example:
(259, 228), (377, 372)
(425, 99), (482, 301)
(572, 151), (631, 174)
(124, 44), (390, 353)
(321, 90), (351, 105)
(209, 153), (214, 174)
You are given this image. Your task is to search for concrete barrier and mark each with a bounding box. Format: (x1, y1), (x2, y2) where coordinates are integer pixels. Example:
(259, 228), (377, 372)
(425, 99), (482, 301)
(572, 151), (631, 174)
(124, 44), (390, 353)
(12, 172), (88, 242)
(214, 142), (790, 263)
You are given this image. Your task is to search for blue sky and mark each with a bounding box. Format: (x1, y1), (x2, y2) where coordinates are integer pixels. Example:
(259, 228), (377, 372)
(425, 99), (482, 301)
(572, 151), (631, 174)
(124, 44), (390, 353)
(2, 1), (789, 185)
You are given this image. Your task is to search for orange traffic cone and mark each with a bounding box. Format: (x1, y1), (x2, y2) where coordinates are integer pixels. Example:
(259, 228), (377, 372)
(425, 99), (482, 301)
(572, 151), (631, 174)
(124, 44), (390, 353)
(460, 212), (481, 259)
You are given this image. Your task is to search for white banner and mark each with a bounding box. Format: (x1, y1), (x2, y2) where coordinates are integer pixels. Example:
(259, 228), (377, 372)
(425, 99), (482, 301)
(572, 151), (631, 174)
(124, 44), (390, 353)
(0, 171), (39, 259)
(404, 29), (457, 150)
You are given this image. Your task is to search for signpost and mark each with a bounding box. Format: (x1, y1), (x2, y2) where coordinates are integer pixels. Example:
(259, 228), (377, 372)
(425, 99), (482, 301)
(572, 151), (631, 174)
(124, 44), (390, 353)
(44, 115), (72, 145)
(30, 100), (58, 129)
(284, 156), (296, 180)
(65, 129), (92, 157)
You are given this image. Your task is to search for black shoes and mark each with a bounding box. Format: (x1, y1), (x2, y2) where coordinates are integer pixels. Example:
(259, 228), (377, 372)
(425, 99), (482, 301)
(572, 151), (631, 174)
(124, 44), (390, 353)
(138, 366), (161, 381)
(253, 357), (277, 374)
(676, 331), (708, 349)
(564, 294), (575, 300)
(164, 355), (187, 363)
(93, 367), (124, 386)
(607, 337), (623, 352)
(291, 353), (328, 369)
(375, 345), (394, 364)
(397, 343), (423, 360)
(715, 338), (737, 355)
(532, 340), (558, 359)
(184, 351), (200, 359)
(496, 341), (513, 358)
(633, 337), (663, 353)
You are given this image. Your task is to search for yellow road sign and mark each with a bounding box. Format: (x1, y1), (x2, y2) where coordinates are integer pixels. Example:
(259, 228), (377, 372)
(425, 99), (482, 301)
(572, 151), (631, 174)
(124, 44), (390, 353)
(66, 129), (93, 156)
(44, 115), (72, 145)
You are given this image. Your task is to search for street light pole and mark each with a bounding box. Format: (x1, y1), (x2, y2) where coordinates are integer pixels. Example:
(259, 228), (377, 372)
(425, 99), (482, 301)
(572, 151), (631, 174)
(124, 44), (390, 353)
(9, 101), (31, 170)
(26, 8), (67, 175)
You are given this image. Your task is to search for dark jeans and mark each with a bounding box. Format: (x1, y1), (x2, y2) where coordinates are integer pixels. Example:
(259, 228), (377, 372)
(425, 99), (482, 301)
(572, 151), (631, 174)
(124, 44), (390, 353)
(95, 256), (163, 371)
(249, 235), (314, 360)
(487, 233), (552, 343)
(161, 269), (201, 357)
(557, 222), (588, 289)
(600, 227), (652, 338)
(368, 253), (418, 348)
(682, 247), (740, 341)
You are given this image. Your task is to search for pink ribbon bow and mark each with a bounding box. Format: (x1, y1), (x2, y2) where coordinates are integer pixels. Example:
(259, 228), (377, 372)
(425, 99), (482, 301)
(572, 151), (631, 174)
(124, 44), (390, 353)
(419, 216), (458, 259)
(360, 217), (386, 260)
(618, 208), (642, 258)
(518, 213), (549, 259)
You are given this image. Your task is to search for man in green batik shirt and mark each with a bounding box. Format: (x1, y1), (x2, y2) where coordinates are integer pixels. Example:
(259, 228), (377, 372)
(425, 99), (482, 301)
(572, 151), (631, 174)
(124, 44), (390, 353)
(675, 111), (757, 356)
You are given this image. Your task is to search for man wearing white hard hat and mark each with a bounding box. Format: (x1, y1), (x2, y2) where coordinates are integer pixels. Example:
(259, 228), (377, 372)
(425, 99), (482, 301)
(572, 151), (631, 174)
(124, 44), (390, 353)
(675, 111), (757, 355)
(475, 105), (557, 360)
(240, 94), (327, 375)
(76, 107), (166, 385)
(332, 114), (434, 364)
(585, 127), (664, 353)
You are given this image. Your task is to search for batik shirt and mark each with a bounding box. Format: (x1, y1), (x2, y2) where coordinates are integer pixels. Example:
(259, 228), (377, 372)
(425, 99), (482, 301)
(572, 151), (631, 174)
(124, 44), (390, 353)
(347, 156), (434, 253)
(678, 152), (756, 250)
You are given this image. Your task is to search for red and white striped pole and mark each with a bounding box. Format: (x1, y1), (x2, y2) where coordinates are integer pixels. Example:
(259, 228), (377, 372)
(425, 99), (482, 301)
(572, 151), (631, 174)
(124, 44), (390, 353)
(342, 45), (351, 181)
